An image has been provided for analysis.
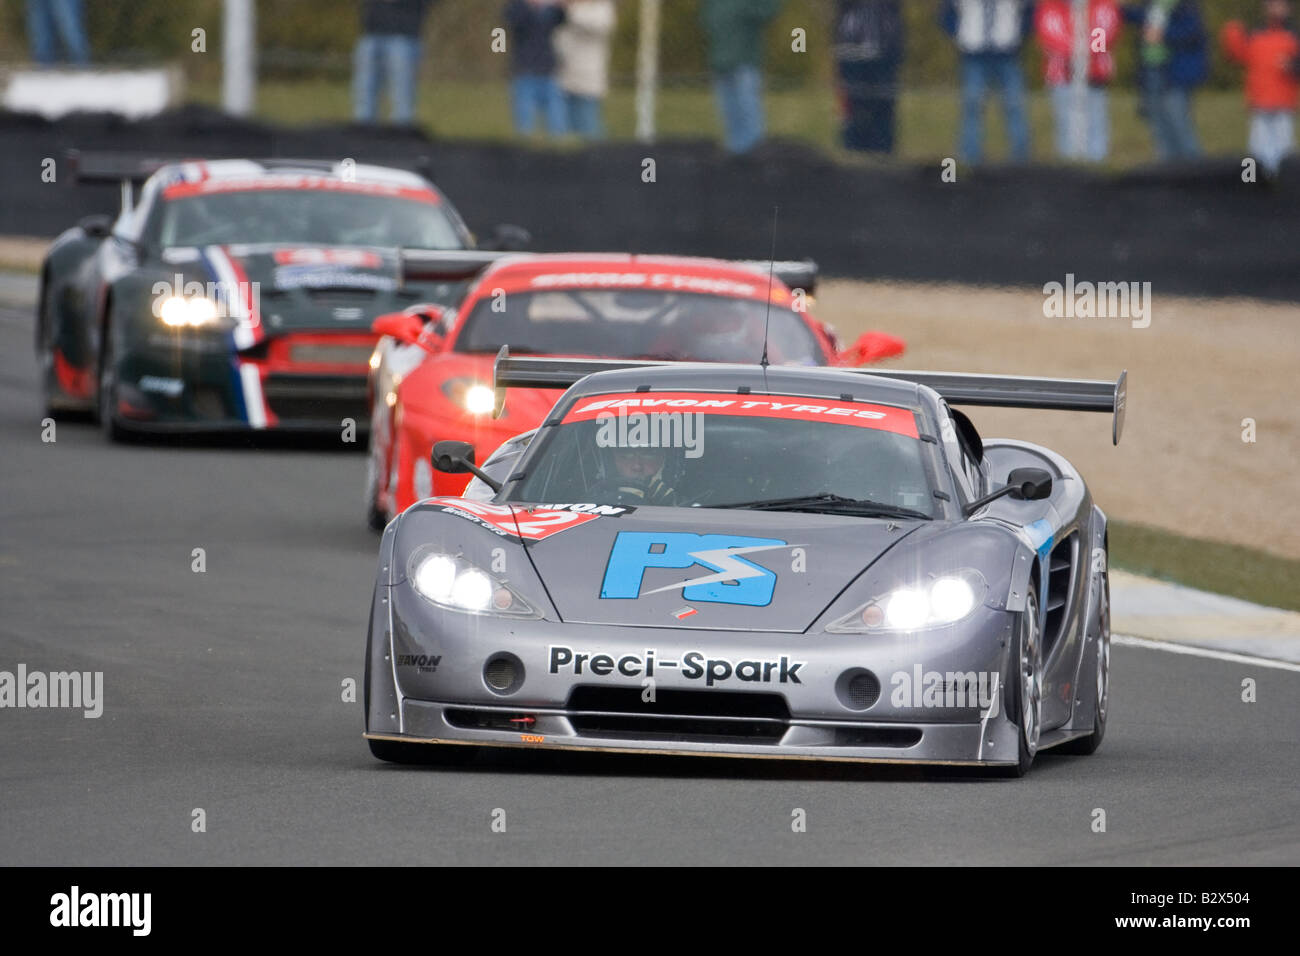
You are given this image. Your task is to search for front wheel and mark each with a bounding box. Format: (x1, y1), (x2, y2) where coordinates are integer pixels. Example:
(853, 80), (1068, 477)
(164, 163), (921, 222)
(363, 436), (389, 531)
(96, 323), (126, 442)
(1000, 586), (1043, 777)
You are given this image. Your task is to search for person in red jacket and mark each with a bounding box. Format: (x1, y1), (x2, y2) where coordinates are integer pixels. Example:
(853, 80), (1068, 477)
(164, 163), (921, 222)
(1222, 0), (1300, 176)
(1035, 0), (1123, 161)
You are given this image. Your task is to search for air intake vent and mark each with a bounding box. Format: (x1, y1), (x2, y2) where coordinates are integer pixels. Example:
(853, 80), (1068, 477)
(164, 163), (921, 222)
(1044, 533), (1076, 652)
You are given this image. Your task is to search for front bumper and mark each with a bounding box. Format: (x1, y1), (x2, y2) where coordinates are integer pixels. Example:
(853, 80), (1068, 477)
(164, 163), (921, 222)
(114, 329), (374, 430)
(365, 705), (1021, 766)
(365, 578), (1024, 767)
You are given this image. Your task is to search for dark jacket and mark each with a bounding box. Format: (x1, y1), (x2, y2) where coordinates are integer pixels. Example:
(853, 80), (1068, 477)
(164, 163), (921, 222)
(834, 0), (904, 66)
(699, 0), (781, 74)
(361, 0), (434, 37)
(1123, 1), (1209, 88)
(504, 0), (567, 75)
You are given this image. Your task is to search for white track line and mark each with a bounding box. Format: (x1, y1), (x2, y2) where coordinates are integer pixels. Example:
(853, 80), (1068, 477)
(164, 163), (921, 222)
(1114, 634), (1300, 673)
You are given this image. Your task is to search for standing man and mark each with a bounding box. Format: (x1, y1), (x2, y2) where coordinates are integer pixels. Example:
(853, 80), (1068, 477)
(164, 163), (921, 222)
(25, 0), (91, 66)
(504, 0), (569, 139)
(834, 0), (906, 154)
(1124, 1), (1208, 161)
(555, 0), (617, 140)
(941, 0), (1034, 164)
(1036, 0), (1123, 161)
(700, 0), (782, 155)
(353, 0), (436, 125)
(1222, 0), (1299, 178)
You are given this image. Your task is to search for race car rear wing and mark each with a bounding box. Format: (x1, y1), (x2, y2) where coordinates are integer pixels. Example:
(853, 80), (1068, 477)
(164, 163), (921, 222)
(65, 150), (178, 213)
(399, 255), (819, 293)
(732, 259), (818, 295)
(398, 249), (517, 285)
(862, 368), (1127, 445)
(65, 150), (176, 186)
(491, 350), (1128, 445)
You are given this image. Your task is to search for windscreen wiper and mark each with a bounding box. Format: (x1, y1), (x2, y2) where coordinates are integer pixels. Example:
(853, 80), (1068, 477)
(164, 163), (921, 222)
(710, 492), (932, 520)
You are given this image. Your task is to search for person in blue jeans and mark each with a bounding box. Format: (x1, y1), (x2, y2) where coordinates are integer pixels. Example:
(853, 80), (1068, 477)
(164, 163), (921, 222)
(1123, 1), (1208, 161)
(354, 0), (436, 125)
(835, 0), (906, 153)
(941, 0), (1034, 164)
(25, 0), (90, 66)
(505, 0), (568, 138)
(700, 0), (781, 155)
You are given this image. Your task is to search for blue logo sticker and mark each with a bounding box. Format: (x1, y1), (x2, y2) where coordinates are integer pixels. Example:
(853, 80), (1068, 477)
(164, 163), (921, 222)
(600, 532), (787, 607)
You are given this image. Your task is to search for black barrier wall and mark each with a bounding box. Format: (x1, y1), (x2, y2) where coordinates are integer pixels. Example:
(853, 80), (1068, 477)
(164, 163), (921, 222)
(3, 107), (1297, 300)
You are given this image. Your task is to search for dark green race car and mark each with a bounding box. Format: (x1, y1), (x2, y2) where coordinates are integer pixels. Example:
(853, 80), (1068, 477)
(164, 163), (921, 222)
(37, 156), (524, 438)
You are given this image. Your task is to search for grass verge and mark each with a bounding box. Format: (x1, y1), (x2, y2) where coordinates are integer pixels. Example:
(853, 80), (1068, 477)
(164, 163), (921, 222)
(1110, 520), (1300, 612)
(189, 78), (1252, 171)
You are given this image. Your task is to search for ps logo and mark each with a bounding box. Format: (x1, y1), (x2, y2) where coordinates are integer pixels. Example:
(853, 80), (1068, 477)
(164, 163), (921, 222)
(600, 532), (786, 607)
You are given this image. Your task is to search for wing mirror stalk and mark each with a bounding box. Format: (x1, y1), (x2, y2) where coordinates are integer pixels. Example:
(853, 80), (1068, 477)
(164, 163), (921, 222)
(963, 467), (1053, 517)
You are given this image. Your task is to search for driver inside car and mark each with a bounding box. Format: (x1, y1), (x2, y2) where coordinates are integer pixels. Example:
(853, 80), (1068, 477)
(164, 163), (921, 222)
(590, 444), (679, 506)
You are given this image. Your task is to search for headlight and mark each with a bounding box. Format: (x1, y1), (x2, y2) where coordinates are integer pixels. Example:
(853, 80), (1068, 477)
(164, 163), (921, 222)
(159, 295), (224, 328)
(441, 378), (495, 415)
(826, 570), (987, 633)
(407, 550), (540, 617)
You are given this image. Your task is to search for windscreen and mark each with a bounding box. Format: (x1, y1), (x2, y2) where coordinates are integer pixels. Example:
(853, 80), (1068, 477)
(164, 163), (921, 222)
(157, 187), (464, 249)
(454, 289), (824, 365)
(507, 391), (935, 515)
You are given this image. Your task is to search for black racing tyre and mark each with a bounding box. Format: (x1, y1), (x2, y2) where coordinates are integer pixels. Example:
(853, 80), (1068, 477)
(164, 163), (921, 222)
(364, 431), (390, 532)
(37, 284), (60, 419)
(1058, 569), (1111, 755)
(998, 584), (1043, 778)
(96, 321), (126, 442)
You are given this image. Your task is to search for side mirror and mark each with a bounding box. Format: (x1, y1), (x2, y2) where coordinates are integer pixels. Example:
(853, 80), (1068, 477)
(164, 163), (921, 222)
(433, 440), (475, 473)
(1006, 467), (1053, 502)
(835, 330), (906, 366)
(433, 439), (502, 493)
(79, 214), (112, 239)
(371, 311), (426, 345)
(963, 467), (1053, 517)
(478, 223), (531, 252)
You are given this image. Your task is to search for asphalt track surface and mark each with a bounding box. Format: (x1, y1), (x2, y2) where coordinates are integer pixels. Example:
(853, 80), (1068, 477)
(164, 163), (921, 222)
(1, 298), (1298, 866)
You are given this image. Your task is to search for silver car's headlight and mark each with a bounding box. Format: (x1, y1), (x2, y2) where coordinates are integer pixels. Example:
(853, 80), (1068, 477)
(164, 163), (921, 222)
(826, 569), (987, 633)
(407, 549), (540, 618)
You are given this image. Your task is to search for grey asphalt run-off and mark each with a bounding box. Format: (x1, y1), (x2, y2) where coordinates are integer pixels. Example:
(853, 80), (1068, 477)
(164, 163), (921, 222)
(1, 289), (1297, 865)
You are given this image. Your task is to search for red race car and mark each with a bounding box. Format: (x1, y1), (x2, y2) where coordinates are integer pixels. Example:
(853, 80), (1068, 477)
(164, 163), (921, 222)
(364, 253), (905, 527)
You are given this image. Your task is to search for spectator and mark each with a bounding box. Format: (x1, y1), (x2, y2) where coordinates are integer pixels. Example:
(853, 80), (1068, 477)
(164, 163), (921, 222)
(1124, 1), (1208, 161)
(1035, 0), (1123, 162)
(554, 0), (617, 140)
(941, 0), (1034, 164)
(353, 0), (435, 125)
(25, 0), (90, 66)
(504, 0), (568, 139)
(833, 0), (905, 153)
(699, 0), (781, 155)
(1222, 0), (1299, 178)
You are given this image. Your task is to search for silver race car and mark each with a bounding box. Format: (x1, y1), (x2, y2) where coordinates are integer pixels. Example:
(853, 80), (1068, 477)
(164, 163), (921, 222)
(364, 352), (1127, 776)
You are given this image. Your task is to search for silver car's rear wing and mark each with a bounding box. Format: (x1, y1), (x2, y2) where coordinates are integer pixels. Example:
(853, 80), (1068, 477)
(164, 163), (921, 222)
(491, 350), (1128, 445)
(863, 368), (1127, 445)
